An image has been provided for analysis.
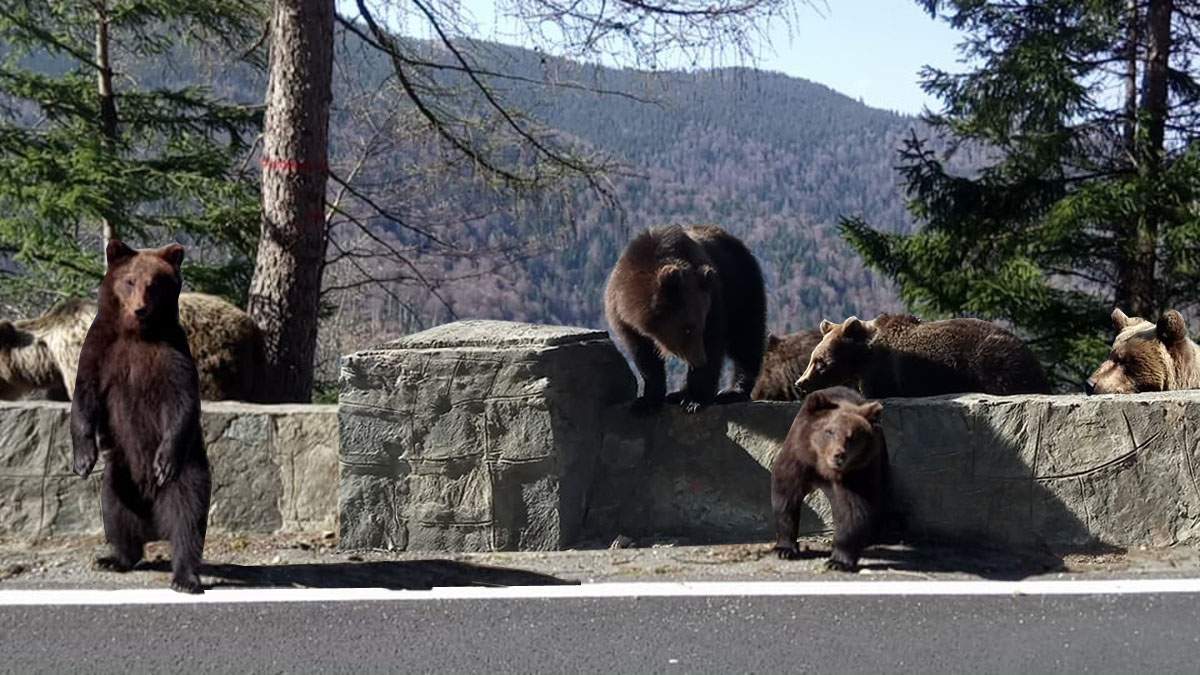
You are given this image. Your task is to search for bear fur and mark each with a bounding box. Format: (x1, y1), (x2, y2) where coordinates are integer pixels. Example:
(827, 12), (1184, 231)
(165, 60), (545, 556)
(795, 314), (1051, 398)
(1086, 308), (1200, 394)
(71, 240), (210, 594)
(0, 293), (265, 402)
(771, 386), (887, 571)
(751, 330), (822, 401)
(604, 224), (767, 414)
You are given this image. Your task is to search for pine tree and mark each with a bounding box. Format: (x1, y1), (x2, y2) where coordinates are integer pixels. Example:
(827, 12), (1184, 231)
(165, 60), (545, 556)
(841, 0), (1200, 387)
(0, 1), (265, 312)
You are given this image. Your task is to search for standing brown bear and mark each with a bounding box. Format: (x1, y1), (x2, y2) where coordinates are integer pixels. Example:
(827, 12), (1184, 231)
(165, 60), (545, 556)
(771, 386), (887, 571)
(796, 314), (1051, 397)
(605, 225), (767, 414)
(71, 240), (210, 594)
(751, 329), (822, 401)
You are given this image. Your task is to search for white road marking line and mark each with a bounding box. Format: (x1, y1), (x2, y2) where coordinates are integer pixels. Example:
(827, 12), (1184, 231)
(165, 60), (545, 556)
(1, 578), (1199, 605)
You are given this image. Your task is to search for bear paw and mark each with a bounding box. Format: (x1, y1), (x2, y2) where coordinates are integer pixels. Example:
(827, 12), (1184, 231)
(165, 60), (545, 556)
(714, 390), (751, 404)
(824, 558), (857, 573)
(93, 556), (135, 574)
(773, 545), (802, 560)
(73, 447), (97, 479)
(153, 452), (178, 486)
(170, 574), (204, 595)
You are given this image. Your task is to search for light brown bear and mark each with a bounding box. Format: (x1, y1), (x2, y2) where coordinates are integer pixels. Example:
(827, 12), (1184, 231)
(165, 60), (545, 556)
(796, 314), (1051, 398)
(0, 293), (265, 402)
(1086, 308), (1200, 394)
(751, 330), (822, 401)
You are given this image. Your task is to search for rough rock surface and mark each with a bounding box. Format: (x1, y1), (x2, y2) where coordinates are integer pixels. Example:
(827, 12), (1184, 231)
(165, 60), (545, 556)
(590, 393), (1200, 551)
(338, 320), (636, 552)
(0, 401), (338, 537)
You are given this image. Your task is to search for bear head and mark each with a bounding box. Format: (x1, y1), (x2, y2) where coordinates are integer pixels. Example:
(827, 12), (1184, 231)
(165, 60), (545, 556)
(101, 240), (185, 334)
(794, 316), (876, 393)
(801, 386), (883, 477)
(646, 262), (717, 367)
(0, 320), (43, 398)
(1086, 308), (1194, 394)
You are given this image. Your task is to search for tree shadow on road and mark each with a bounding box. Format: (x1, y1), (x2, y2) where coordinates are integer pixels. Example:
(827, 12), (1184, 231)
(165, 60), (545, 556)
(137, 558), (577, 590)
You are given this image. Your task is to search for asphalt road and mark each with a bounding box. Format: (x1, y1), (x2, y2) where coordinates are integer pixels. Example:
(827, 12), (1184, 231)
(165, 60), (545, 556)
(1, 586), (1198, 674)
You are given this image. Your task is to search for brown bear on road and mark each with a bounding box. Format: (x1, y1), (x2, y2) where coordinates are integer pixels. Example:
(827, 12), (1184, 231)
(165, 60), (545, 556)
(795, 314), (1051, 397)
(751, 330), (822, 401)
(1086, 308), (1200, 394)
(605, 224), (767, 414)
(771, 386), (887, 571)
(0, 293), (265, 402)
(71, 240), (210, 594)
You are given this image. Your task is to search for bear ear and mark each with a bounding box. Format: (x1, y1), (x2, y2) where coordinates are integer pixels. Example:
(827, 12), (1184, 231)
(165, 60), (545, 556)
(1111, 308), (1130, 331)
(105, 239), (136, 267)
(857, 401), (883, 423)
(843, 316), (874, 342)
(1157, 310), (1188, 345)
(156, 243), (185, 271)
(819, 319), (836, 335)
(766, 333), (781, 349)
(802, 389), (839, 414)
(656, 264), (683, 291)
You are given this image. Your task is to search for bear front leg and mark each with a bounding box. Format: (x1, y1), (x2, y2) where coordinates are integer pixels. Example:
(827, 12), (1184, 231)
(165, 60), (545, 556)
(619, 325), (667, 416)
(674, 331), (724, 413)
(825, 482), (876, 572)
(69, 357), (104, 479)
(771, 472), (811, 560)
(153, 394), (201, 487)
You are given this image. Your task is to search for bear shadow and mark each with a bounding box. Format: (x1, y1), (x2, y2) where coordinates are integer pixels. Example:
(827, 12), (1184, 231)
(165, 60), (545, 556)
(591, 395), (1125, 581)
(134, 558), (576, 591)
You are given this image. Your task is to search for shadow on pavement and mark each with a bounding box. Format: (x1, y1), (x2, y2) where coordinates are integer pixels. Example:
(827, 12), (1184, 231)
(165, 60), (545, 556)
(136, 558), (578, 590)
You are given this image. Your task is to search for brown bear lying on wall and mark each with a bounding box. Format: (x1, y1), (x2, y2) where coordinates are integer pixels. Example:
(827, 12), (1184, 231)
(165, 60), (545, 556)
(0, 293), (265, 402)
(795, 314), (1051, 398)
(751, 330), (822, 401)
(605, 224), (767, 414)
(72, 240), (210, 594)
(771, 386), (887, 571)
(1086, 308), (1200, 394)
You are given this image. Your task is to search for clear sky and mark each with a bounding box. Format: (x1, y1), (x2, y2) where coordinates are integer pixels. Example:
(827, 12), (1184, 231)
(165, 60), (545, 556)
(341, 0), (965, 115)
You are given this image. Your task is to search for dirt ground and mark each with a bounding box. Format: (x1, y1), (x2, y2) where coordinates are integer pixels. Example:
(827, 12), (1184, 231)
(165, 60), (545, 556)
(1, 532), (1198, 591)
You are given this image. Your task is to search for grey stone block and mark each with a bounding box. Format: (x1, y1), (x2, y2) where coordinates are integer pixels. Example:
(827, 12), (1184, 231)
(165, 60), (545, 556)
(0, 401), (338, 538)
(588, 393), (1200, 551)
(338, 320), (636, 551)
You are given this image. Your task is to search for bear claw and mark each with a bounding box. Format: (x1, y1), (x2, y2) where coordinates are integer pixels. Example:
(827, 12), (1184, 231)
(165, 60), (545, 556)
(774, 545), (801, 560)
(170, 575), (204, 594)
(824, 558), (857, 573)
(93, 556), (135, 573)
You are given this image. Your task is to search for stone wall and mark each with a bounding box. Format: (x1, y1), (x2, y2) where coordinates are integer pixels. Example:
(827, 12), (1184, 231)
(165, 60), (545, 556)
(590, 394), (1200, 550)
(338, 320), (635, 551)
(340, 321), (1200, 553)
(0, 401), (338, 538)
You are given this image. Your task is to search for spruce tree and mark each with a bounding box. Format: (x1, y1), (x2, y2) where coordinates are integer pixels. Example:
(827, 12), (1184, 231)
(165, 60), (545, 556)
(841, 0), (1200, 387)
(0, 1), (264, 312)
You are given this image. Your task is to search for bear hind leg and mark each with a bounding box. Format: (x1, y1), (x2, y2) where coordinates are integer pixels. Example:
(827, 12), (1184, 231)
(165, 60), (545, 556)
(156, 462), (211, 594)
(96, 465), (149, 573)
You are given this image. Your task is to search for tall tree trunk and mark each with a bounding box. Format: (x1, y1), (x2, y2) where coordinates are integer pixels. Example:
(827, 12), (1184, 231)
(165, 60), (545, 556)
(1121, 0), (1139, 155)
(1117, 0), (1171, 318)
(95, 1), (118, 252)
(248, 0), (334, 403)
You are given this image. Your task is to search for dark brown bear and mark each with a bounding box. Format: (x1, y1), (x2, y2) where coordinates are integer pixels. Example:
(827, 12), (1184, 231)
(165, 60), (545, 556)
(605, 225), (767, 414)
(71, 240), (210, 594)
(796, 314), (1051, 397)
(771, 386), (887, 571)
(751, 330), (822, 401)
